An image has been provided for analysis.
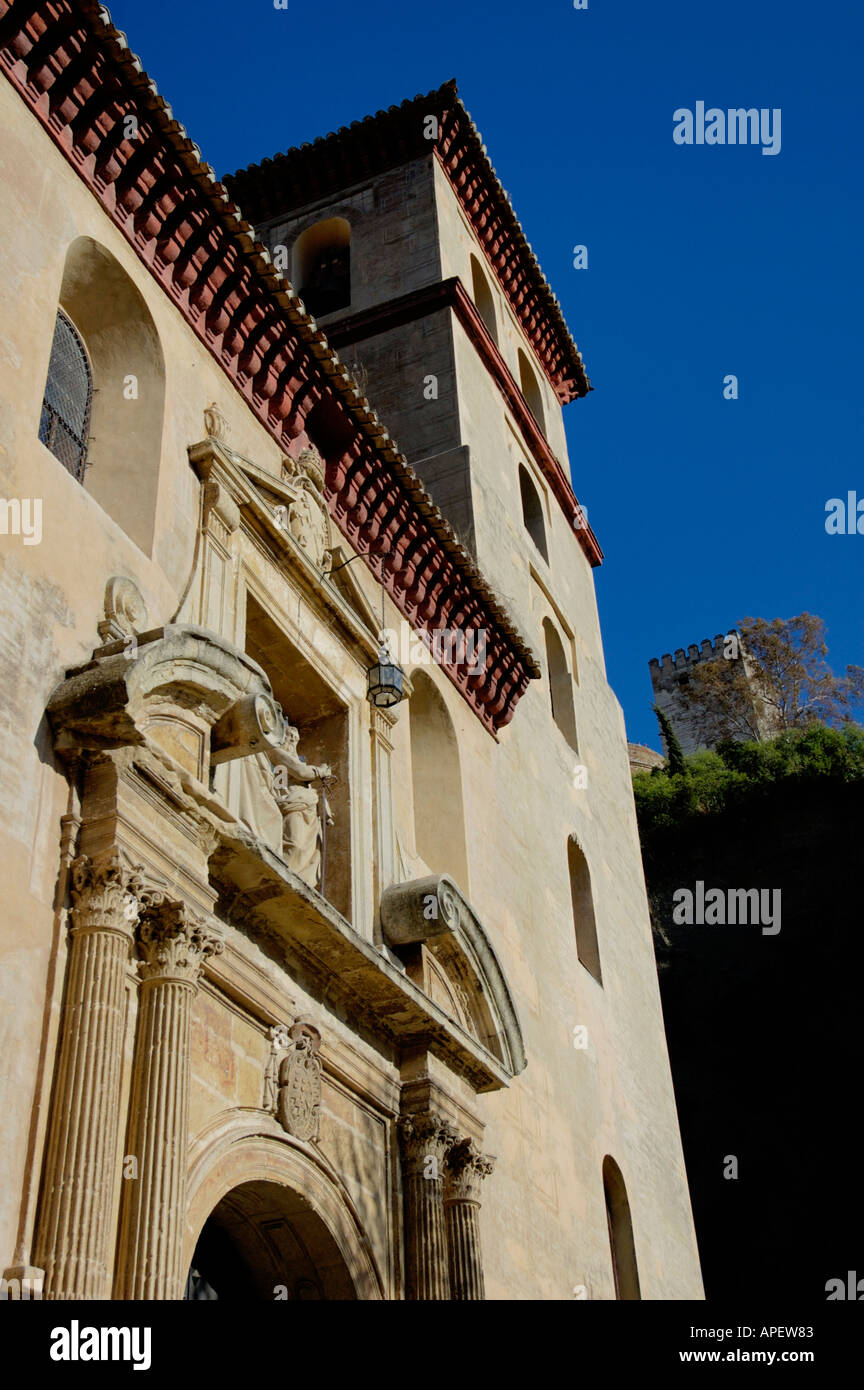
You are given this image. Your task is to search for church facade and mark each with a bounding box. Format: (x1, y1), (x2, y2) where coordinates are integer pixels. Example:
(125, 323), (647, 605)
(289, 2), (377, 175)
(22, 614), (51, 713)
(0, 0), (702, 1300)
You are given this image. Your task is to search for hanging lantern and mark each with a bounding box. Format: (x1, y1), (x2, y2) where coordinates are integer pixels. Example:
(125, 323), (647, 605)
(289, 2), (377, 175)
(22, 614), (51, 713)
(366, 644), (405, 708)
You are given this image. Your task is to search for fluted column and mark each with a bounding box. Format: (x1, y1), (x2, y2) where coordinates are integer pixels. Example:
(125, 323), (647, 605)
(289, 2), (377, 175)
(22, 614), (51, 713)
(115, 896), (222, 1300)
(398, 1112), (457, 1300)
(33, 849), (143, 1300)
(444, 1139), (495, 1300)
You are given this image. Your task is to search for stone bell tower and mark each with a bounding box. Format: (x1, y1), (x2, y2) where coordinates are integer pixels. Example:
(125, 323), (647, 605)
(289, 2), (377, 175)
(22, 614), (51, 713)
(224, 82), (601, 639)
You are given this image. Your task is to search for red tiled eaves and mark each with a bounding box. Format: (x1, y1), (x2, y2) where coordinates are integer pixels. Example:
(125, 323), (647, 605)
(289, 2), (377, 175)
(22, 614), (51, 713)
(223, 81), (591, 405)
(325, 279), (603, 567)
(0, 0), (542, 734)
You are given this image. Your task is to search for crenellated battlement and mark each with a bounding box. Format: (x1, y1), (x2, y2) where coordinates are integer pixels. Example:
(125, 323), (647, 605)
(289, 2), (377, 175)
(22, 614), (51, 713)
(648, 628), (757, 755)
(649, 634), (731, 677)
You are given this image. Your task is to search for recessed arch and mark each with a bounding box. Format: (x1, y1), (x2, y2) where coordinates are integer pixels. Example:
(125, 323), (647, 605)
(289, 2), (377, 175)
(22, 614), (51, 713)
(568, 836), (602, 982)
(293, 217), (351, 317)
(409, 670), (469, 894)
(543, 618), (578, 749)
(519, 464), (548, 562)
(185, 1116), (384, 1301)
(518, 348), (546, 435)
(470, 254), (498, 344)
(603, 1156), (641, 1300)
(53, 236), (165, 553)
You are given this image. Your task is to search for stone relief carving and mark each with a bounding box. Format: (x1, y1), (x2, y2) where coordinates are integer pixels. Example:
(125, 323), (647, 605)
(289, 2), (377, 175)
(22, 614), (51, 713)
(137, 893), (224, 983)
(278, 446), (332, 572)
(203, 401), (228, 441)
(97, 576), (149, 645)
(264, 1022), (322, 1143)
(69, 848), (145, 932)
(444, 1138), (496, 1204)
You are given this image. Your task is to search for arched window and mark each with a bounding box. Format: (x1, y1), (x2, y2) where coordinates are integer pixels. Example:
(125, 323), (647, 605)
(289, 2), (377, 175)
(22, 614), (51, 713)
(52, 237), (165, 553)
(603, 1157), (641, 1299)
(38, 308), (92, 482)
(409, 670), (469, 893)
(518, 465), (548, 562)
(293, 217), (351, 318)
(470, 255), (497, 344)
(567, 837), (601, 982)
(518, 349), (546, 435)
(543, 618), (578, 749)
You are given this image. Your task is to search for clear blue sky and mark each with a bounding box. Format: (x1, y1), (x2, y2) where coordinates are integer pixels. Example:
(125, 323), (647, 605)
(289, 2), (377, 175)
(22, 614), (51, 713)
(107, 0), (863, 748)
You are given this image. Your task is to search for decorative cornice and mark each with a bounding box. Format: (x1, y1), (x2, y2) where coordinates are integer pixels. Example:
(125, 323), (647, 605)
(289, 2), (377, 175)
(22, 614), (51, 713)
(326, 278), (603, 566)
(224, 81), (591, 405)
(0, 0), (539, 734)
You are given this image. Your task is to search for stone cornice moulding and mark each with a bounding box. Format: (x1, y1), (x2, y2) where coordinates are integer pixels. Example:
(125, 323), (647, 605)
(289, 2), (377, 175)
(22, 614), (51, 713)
(0, 0), (538, 735)
(379, 873), (527, 1077)
(210, 836), (516, 1093)
(46, 623), (277, 757)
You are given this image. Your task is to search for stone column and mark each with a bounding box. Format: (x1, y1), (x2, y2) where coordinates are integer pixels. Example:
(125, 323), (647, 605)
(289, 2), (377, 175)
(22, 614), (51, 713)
(444, 1139), (496, 1300)
(32, 849), (143, 1300)
(397, 1112), (457, 1300)
(115, 895), (222, 1300)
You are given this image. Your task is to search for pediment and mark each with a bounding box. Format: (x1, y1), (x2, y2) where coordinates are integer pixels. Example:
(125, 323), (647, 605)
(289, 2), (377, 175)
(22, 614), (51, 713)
(380, 875), (526, 1076)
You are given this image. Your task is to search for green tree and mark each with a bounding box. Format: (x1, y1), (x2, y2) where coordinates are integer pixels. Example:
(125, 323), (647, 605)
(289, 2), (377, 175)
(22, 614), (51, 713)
(681, 614), (864, 745)
(653, 703), (687, 776)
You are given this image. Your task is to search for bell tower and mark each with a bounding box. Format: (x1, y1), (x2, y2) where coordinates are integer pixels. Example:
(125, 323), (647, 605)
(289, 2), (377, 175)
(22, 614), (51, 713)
(225, 83), (601, 641)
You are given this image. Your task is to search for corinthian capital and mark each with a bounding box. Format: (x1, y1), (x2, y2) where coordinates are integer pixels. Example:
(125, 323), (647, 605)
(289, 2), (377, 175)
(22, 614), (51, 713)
(70, 849), (145, 935)
(397, 1112), (459, 1177)
(444, 1139), (496, 1204)
(137, 895), (224, 984)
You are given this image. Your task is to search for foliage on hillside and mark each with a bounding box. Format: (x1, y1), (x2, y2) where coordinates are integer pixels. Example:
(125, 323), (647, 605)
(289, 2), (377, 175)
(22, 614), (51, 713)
(633, 721), (864, 835)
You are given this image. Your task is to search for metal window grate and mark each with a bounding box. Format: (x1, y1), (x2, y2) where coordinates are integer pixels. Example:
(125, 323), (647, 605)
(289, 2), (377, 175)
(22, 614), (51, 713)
(38, 308), (92, 482)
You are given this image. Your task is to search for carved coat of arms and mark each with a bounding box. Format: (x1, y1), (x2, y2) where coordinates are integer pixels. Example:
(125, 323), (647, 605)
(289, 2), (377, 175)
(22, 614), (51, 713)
(265, 1022), (322, 1143)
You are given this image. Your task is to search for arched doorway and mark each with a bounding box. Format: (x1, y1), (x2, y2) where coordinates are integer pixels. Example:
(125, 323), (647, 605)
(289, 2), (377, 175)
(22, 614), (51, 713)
(184, 1123), (385, 1301)
(185, 1179), (356, 1301)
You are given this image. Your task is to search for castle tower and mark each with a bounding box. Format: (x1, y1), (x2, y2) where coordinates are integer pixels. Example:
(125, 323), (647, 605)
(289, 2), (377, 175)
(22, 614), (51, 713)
(649, 632), (778, 755)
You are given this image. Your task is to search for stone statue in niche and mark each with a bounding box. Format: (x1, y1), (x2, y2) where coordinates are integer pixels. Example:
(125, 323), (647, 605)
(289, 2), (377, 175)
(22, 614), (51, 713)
(269, 724), (333, 889)
(235, 719), (333, 889)
(279, 446), (332, 572)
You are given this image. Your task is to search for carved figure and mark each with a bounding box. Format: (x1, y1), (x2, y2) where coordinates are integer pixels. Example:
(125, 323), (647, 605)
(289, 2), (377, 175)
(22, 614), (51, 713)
(280, 447), (332, 571)
(266, 724), (333, 888)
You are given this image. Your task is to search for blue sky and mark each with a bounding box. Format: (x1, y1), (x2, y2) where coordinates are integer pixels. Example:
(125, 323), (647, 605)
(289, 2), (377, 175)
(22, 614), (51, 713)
(107, 0), (863, 748)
